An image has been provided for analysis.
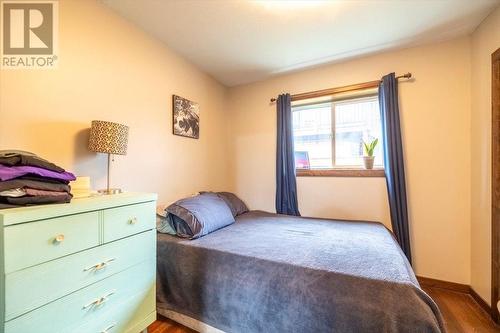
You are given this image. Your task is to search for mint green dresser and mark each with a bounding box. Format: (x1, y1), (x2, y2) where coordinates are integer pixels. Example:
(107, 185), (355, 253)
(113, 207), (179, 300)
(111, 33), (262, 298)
(0, 192), (158, 333)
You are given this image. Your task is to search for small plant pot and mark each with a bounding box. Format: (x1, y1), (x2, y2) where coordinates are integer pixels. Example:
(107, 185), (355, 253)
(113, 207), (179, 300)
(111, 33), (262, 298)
(363, 156), (375, 169)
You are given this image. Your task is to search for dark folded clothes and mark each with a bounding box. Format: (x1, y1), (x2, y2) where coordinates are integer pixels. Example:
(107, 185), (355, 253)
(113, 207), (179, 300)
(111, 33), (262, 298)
(0, 164), (76, 182)
(0, 178), (71, 192)
(17, 175), (70, 185)
(0, 151), (75, 209)
(25, 188), (69, 197)
(6, 193), (72, 205)
(0, 151), (64, 173)
(0, 203), (19, 209)
(0, 196), (20, 209)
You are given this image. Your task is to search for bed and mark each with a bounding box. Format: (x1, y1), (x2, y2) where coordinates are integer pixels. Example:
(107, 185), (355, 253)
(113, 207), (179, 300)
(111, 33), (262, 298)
(156, 210), (445, 333)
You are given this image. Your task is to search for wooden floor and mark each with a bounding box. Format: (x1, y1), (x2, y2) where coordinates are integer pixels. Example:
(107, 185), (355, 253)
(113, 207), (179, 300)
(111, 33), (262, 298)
(423, 286), (499, 333)
(148, 286), (500, 333)
(148, 317), (196, 333)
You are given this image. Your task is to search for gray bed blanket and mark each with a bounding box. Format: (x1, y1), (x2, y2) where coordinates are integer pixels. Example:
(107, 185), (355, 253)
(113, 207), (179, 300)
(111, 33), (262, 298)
(157, 211), (445, 333)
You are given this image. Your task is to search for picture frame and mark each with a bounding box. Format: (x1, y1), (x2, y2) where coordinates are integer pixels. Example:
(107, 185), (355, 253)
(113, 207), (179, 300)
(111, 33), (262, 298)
(172, 95), (199, 139)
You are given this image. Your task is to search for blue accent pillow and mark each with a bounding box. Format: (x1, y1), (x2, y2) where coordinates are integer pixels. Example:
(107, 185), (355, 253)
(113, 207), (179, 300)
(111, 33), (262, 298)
(215, 192), (249, 217)
(166, 193), (235, 239)
(199, 191), (249, 217)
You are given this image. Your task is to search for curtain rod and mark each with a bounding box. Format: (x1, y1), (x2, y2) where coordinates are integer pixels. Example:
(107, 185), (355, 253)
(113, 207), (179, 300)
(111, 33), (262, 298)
(270, 72), (412, 103)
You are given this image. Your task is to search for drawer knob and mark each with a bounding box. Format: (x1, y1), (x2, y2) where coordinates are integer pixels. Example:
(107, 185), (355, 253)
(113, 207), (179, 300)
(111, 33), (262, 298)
(84, 258), (116, 272)
(128, 217), (138, 225)
(53, 234), (65, 244)
(100, 323), (116, 333)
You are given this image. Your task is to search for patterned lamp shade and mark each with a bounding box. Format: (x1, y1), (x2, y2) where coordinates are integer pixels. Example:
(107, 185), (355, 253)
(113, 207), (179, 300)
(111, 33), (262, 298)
(88, 120), (129, 155)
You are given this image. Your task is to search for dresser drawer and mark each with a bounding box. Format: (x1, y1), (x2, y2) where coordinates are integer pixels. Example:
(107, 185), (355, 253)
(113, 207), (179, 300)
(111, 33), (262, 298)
(5, 230), (155, 321)
(73, 289), (155, 333)
(4, 212), (99, 273)
(103, 201), (155, 242)
(5, 259), (156, 333)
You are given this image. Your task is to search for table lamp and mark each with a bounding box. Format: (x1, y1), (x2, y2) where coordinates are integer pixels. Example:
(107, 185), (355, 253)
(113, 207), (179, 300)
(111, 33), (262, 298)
(88, 120), (129, 194)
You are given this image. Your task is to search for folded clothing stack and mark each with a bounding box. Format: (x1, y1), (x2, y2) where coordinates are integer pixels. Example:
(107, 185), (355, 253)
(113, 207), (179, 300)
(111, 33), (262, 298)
(0, 150), (76, 209)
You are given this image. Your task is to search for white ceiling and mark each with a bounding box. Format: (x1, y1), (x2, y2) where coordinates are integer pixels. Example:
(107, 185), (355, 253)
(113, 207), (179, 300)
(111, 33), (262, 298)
(102, 0), (500, 87)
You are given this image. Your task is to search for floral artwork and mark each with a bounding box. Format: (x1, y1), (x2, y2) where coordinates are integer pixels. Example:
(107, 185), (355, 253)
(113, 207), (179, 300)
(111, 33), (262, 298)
(172, 95), (199, 139)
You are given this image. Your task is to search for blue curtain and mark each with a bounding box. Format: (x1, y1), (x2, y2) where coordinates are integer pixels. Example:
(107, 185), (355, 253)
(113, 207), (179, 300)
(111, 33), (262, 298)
(379, 73), (412, 264)
(276, 93), (300, 216)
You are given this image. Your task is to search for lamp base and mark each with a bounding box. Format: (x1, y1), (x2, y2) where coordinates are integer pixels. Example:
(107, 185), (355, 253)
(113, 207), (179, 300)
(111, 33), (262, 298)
(97, 188), (123, 195)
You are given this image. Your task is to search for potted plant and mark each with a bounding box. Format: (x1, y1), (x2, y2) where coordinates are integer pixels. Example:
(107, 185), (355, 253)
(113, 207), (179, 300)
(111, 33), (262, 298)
(362, 138), (379, 169)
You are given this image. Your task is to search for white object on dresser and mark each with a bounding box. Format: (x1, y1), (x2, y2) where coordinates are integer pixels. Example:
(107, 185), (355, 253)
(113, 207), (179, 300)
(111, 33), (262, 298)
(69, 176), (92, 198)
(0, 192), (157, 333)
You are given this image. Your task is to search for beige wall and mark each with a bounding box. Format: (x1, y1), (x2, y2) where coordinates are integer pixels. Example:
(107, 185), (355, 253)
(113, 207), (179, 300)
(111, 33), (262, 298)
(1, 0), (497, 293)
(470, 6), (500, 306)
(228, 38), (472, 284)
(0, 0), (230, 205)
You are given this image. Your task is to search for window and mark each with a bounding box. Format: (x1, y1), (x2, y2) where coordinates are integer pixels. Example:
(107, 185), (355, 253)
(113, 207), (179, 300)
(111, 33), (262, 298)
(292, 93), (384, 174)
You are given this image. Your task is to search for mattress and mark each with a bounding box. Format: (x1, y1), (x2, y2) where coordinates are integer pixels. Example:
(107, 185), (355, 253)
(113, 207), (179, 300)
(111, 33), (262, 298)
(156, 210), (444, 333)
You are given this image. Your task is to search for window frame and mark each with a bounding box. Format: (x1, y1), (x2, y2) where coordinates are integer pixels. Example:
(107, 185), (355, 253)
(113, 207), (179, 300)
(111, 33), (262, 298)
(296, 168), (385, 177)
(292, 91), (385, 178)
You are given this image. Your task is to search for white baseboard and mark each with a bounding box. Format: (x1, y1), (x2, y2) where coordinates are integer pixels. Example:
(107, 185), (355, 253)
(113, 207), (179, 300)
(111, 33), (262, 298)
(158, 308), (226, 333)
